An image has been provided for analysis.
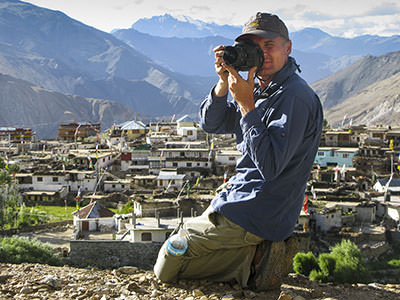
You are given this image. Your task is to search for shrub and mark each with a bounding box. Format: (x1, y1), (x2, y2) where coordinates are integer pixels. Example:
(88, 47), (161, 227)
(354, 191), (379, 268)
(0, 236), (61, 266)
(293, 251), (319, 276)
(329, 239), (371, 284)
(318, 253), (336, 277)
(309, 269), (326, 282)
(293, 240), (371, 284)
(118, 200), (133, 214)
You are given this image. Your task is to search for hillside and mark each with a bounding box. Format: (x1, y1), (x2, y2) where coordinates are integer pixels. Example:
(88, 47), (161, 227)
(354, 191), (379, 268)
(0, 0), (213, 119)
(0, 73), (139, 139)
(312, 50), (400, 109)
(324, 71), (400, 127)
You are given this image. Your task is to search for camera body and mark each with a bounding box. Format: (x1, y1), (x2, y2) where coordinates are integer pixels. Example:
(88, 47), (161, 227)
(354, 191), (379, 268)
(223, 38), (264, 72)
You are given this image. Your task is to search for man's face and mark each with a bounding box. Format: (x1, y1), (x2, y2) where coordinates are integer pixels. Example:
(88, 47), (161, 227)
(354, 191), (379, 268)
(246, 35), (292, 80)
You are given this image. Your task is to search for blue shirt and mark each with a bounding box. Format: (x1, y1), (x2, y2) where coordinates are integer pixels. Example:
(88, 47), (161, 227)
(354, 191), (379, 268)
(199, 57), (323, 241)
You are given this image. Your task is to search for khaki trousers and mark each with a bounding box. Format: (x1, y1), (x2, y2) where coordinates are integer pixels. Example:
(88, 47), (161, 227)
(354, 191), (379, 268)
(153, 206), (264, 287)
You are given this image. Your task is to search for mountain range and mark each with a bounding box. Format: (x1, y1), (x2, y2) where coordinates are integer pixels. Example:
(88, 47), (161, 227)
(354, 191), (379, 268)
(0, 73), (140, 138)
(1, 2), (400, 137)
(0, 1), (213, 123)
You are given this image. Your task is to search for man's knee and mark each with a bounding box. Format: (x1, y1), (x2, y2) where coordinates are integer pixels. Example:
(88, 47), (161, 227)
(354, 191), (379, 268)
(153, 243), (183, 283)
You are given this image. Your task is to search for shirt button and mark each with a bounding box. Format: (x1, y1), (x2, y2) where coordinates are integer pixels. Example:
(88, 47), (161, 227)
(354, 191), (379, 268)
(281, 132), (286, 137)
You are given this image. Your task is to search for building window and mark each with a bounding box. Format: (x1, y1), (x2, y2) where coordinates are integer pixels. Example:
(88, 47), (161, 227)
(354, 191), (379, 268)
(187, 162), (192, 167)
(141, 232), (152, 241)
(52, 177), (58, 182)
(342, 154), (349, 158)
(229, 157), (235, 161)
(318, 152), (325, 156)
(173, 162), (178, 167)
(37, 177), (43, 182)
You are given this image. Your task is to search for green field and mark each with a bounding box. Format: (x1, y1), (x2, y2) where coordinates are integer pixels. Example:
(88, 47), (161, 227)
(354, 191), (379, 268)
(34, 205), (77, 221)
(34, 205), (119, 221)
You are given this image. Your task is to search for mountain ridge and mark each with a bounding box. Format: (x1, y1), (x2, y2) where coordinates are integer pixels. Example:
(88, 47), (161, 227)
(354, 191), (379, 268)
(0, 73), (140, 139)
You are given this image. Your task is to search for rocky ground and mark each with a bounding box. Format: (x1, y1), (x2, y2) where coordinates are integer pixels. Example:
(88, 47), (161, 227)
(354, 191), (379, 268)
(1, 263), (400, 300)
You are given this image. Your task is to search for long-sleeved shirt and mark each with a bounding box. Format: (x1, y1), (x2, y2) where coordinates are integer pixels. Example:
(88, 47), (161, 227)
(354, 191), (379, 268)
(199, 57), (323, 241)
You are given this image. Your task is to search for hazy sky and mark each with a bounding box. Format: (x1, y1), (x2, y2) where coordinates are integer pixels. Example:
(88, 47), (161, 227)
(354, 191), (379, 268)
(23, 0), (400, 37)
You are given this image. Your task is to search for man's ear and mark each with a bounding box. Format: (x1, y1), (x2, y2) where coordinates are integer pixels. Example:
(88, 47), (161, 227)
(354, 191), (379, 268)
(286, 40), (292, 55)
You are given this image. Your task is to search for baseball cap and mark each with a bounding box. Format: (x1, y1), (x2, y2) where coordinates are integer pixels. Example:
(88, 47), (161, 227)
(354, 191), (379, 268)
(235, 12), (289, 41)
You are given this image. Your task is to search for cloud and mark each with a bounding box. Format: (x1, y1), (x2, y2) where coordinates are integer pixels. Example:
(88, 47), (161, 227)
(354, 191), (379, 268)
(301, 11), (335, 21)
(364, 2), (400, 16)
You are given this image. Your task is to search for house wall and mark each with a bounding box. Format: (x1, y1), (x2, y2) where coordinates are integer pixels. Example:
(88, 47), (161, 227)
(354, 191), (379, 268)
(176, 127), (197, 141)
(215, 153), (240, 166)
(357, 206), (376, 223)
(74, 217), (116, 232)
(314, 211), (342, 232)
(131, 229), (172, 243)
(315, 149), (357, 167)
(96, 154), (114, 169)
(32, 175), (67, 191)
(104, 182), (129, 192)
(68, 177), (96, 193)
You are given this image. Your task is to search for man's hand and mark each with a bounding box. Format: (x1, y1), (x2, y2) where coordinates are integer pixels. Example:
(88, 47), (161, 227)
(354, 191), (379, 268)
(213, 45), (229, 97)
(224, 64), (257, 116)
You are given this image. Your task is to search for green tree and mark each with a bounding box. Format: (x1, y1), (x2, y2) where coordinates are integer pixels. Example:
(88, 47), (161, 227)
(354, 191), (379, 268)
(0, 181), (20, 229)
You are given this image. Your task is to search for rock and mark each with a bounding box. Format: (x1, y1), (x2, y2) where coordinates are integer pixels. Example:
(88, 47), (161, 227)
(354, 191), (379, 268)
(192, 289), (205, 297)
(118, 266), (138, 275)
(243, 289), (257, 298)
(40, 274), (62, 289)
(19, 286), (35, 294)
(0, 274), (12, 283)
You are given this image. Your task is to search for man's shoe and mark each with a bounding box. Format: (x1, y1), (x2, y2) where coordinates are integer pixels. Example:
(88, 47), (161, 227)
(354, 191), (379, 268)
(248, 236), (300, 291)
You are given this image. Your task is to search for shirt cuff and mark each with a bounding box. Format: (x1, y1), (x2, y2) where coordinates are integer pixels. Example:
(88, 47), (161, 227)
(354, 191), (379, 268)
(210, 86), (228, 103)
(240, 109), (263, 133)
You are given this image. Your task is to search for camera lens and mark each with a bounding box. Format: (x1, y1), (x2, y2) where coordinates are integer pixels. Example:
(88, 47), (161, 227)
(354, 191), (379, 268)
(223, 46), (238, 66)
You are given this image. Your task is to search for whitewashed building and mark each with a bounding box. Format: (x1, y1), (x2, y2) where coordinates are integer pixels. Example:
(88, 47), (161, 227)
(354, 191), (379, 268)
(72, 201), (116, 232)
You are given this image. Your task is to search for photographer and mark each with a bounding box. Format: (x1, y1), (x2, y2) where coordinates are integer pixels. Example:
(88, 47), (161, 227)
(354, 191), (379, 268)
(154, 12), (323, 291)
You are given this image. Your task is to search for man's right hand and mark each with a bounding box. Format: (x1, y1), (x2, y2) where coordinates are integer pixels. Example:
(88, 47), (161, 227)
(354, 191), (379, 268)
(213, 45), (229, 97)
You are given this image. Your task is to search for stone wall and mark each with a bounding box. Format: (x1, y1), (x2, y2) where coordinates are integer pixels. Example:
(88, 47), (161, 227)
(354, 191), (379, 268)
(68, 232), (311, 270)
(68, 240), (162, 270)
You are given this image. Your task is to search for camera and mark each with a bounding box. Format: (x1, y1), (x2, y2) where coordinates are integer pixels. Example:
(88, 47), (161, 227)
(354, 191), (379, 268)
(223, 38), (264, 72)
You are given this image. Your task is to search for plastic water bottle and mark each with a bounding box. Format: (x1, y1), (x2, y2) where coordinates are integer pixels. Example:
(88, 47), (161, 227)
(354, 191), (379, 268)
(166, 228), (188, 256)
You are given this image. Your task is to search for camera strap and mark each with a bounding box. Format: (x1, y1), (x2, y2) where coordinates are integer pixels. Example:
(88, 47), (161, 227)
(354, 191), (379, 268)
(253, 81), (283, 101)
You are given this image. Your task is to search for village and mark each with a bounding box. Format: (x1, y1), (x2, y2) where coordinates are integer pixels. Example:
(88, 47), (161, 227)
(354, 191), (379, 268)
(1, 118), (400, 275)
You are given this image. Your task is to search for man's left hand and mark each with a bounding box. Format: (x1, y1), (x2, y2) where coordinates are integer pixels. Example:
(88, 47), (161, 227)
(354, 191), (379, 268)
(223, 64), (258, 116)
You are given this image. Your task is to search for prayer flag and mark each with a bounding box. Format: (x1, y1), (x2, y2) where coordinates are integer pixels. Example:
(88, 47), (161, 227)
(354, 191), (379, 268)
(303, 194), (308, 215)
(76, 188), (81, 209)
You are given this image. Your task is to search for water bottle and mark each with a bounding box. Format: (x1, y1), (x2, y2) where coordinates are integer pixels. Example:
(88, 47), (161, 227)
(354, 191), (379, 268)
(166, 227), (188, 256)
